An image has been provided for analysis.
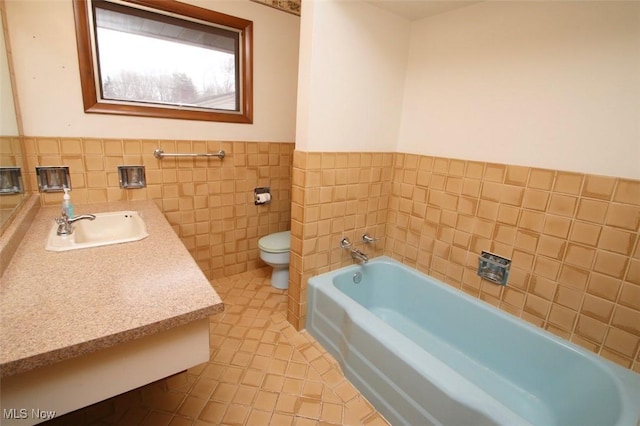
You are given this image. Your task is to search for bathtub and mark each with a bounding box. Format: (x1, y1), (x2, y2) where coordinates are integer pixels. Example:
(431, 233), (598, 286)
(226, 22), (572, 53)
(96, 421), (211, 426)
(306, 256), (640, 426)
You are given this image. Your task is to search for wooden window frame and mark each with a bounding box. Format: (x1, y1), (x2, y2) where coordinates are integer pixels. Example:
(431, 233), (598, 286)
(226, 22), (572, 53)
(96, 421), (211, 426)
(73, 0), (253, 123)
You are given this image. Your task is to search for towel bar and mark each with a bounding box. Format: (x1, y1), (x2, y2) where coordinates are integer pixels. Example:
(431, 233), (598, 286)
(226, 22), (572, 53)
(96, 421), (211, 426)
(153, 149), (225, 159)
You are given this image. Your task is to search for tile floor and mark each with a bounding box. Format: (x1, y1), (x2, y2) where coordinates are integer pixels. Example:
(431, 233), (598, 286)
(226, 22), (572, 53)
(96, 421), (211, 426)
(46, 268), (390, 425)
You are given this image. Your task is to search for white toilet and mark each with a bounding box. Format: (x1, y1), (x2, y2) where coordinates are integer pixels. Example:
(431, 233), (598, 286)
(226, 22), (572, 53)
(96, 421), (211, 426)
(258, 230), (291, 290)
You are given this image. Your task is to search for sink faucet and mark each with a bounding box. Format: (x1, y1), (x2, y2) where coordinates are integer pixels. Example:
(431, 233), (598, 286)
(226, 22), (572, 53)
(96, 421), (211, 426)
(351, 248), (368, 264)
(56, 211), (96, 236)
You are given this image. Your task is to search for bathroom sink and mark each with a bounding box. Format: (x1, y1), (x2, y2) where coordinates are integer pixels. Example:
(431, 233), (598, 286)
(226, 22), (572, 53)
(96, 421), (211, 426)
(45, 211), (149, 252)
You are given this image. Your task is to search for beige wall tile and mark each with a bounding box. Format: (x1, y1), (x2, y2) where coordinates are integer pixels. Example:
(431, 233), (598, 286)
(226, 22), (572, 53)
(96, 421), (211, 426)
(31, 142), (640, 370)
(598, 228), (636, 256)
(528, 168), (555, 190)
(543, 215), (571, 239)
(523, 293), (551, 320)
(620, 283), (640, 311)
(529, 276), (557, 301)
(537, 235), (566, 260)
(570, 221), (601, 246)
(505, 165), (529, 186)
(611, 306), (640, 336)
(449, 159), (465, 177)
(605, 203), (640, 231)
(582, 175), (617, 200)
(547, 304), (577, 331)
(554, 284), (584, 310)
(564, 243), (596, 268)
(464, 161), (483, 179)
(603, 328), (639, 358)
(484, 163), (506, 183)
(593, 250), (628, 279)
(575, 314), (608, 344)
(461, 178), (481, 198)
(433, 157), (449, 174)
(36, 138), (60, 154)
(500, 185), (524, 206)
(558, 265), (590, 291)
(613, 180), (640, 206)
(496, 204), (520, 226)
(582, 294), (615, 323)
(519, 210), (545, 233)
(522, 189), (550, 211)
(548, 194), (578, 217)
(286, 152), (640, 370)
(626, 259), (640, 285)
(576, 199), (609, 224)
(26, 137), (293, 279)
(554, 172), (583, 195)
(60, 138), (83, 155)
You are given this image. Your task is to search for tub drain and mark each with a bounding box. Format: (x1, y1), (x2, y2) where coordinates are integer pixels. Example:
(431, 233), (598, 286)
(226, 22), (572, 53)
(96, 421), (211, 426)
(353, 272), (362, 284)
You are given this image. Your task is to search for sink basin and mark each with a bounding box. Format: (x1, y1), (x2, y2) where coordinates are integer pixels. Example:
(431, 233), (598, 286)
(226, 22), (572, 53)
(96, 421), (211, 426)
(45, 211), (149, 252)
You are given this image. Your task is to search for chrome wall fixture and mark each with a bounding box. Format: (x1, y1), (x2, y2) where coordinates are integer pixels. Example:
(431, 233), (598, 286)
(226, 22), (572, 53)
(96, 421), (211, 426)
(339, 237), (352, 249)
(339, 236), (372, 264)
(361, 233), (379, 244)
(35, 166), (71, 192)
(118, 165), (146, 189)
(153, 149), (225, 160)
(477, 251), (511, 285)
(0, 167), (23, 194)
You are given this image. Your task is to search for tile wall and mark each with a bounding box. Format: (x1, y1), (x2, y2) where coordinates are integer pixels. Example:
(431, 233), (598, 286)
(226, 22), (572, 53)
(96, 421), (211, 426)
(18, 137), (293, 279)
(288, 152), (391, 328)
(290, 150), (640, 372)
(0, 136), (23, 169)
(6, 138), (640, 371)
(0, 136), (26, 225)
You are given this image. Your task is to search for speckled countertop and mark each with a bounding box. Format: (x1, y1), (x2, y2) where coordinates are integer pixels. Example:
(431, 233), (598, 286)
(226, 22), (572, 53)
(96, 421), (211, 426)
(0, 200), (223, 378)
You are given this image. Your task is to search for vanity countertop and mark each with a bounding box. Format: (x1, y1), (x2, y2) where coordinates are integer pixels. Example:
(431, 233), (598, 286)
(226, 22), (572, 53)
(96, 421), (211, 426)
(0, 200), (223, 378)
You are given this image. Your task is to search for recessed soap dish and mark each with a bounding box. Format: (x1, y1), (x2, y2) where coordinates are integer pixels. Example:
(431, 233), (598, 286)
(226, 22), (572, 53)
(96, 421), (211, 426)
(118, 166), (146, 189)
(0, 167), (23, 194)
(478, 251), (511, 286)
(35, 166), (70, 192)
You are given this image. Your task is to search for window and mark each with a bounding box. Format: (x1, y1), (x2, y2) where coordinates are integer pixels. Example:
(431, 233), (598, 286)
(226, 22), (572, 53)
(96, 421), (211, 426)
(73, 0), (253, 123)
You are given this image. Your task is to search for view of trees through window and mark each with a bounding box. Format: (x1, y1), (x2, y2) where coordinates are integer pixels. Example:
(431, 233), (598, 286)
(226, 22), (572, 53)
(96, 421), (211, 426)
(96, 27), (237, 110)
(93, 1), (240, 111)
(74, 0), (253, 123)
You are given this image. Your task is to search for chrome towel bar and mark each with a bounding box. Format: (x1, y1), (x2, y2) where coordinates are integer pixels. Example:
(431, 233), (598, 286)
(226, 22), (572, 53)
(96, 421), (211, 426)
(153, 149), (225, 160)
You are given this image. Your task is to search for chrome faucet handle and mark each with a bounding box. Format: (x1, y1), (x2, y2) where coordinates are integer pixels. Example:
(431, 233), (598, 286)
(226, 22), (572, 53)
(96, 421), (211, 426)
(361, 233), (378, 244)
(339, 237), (352, 249)
(55, 214), (72, 236)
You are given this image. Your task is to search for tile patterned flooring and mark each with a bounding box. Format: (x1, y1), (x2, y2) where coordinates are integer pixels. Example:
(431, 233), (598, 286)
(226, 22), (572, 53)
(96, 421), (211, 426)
(46, 268), (390, 425)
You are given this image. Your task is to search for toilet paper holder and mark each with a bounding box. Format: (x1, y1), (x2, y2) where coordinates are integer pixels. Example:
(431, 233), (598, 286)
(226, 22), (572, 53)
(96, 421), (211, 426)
(254, 187), (271, 205)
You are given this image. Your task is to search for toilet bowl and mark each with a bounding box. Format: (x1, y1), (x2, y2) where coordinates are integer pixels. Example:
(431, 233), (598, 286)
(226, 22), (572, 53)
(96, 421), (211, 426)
(258, 230), (291, 289)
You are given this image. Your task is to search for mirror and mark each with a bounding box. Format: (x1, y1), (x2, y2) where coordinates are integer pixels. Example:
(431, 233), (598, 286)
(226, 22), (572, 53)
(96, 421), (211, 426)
(0, 7), (26, 231)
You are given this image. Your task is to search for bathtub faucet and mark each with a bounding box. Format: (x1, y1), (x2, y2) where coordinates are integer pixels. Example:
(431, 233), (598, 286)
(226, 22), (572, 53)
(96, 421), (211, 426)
(351, 248), (368, 264)
(361, 233), (379, 244)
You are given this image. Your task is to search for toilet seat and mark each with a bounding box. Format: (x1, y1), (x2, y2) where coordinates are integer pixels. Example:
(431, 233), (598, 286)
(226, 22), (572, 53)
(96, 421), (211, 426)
(258, 231), (290, 253)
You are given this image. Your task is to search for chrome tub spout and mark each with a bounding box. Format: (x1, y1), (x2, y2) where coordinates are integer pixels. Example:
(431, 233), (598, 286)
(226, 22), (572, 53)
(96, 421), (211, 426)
(351, 248), (368, 264)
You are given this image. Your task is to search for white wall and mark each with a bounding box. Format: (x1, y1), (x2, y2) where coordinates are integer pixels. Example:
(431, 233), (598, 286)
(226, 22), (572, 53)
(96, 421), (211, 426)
(4, 0), (299, 142)
(398, 1), (640, 179)
(295, 0), (410, 152)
